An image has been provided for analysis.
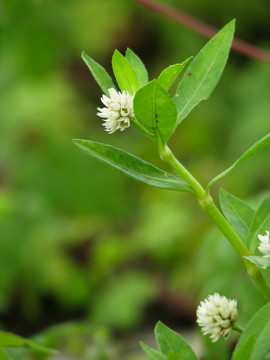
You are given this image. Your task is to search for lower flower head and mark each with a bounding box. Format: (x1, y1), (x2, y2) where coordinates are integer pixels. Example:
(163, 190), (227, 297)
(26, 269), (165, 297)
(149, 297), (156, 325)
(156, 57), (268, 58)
(258, 231), (270, 258)
(97, 88), (134, 134)
(196, 293), (238, 342)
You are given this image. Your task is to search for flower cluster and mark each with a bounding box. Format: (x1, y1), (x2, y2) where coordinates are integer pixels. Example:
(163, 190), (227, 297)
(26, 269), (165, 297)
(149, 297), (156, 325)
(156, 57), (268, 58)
(258, 231), (270, 257)
(196, 293), (238, 342)
(97, 88), (134, 134)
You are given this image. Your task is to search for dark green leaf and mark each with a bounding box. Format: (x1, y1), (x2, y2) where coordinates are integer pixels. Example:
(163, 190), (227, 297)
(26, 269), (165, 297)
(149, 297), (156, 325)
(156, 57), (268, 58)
(141, 342), (166, 360)
(73, 139), (191, 192)
(133, 80), (177, 145)
(154, 322), (198, 360)
(219, 189), (255, 243)
(244, 256), (270, 269)
(232, 303), (270, 360)
(247, 196), (270, 253)
(81, 51), (116, 96)
(174, 20), (235, 125)
(125, 48), (148, 87)
(158, 58), (192, 91)
(112, 49), (139, 94)
(207, 133), (270, 192)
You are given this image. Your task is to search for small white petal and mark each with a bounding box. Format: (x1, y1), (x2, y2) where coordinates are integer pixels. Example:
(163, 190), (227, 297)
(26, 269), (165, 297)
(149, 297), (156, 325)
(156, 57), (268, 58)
(97, 88), (134, 134)
(196, 293), (238, 342)
(258, 231), (270, 257)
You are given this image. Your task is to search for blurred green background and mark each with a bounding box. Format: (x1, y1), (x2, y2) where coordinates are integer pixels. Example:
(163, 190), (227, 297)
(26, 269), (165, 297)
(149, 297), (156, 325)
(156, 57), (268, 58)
(1, 0), (270, 359)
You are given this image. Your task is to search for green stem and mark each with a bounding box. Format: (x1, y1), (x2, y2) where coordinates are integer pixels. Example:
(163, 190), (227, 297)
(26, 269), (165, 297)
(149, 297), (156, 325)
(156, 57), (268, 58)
(159, 143), (270, 301)
(233, 325), (244, 333)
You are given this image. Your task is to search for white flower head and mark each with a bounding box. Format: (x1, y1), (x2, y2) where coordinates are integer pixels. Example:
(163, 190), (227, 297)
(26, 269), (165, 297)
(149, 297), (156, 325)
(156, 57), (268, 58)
(258, 231), (270, 257)
(97, 88), (134, 134)
(196, 293), (238, 342)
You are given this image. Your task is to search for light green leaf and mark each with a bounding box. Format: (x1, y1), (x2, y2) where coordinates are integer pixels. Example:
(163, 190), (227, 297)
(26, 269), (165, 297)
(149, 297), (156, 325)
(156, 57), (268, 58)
(219, 189), (255, 243)
(158, 58), (192, 91)
(140, 342), (166, 360)
(231, 335), (255, 360)
(247, 196), (270, 253)
(125, 48), (148, 87)
(174, 20), (235, 125)
(207, 133), (270, 192)
(244, 256), (270, 269)
(73, 139), (191, 192)
(0, 331), (57, 355)
(232, 302), (270, 360)
(154, 322), (198, 360)
(133, 80), (178, 145)
(0, 348), (11, 360)
(112, 49), (139, 94)
(81, 51), (116, 96)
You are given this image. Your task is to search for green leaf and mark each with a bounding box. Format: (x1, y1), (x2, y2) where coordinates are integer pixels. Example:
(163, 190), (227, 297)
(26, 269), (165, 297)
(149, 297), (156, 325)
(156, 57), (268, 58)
(73, 139), (191, 192)
(125, 48), (148, 87)
(0, 331), (57, 355)
(244, 256), (270, 269)
(112, 49), (139, 94)
(154, 322), (198, 360)
(247, 196), (270, 253)
(219, 189), (255, 243)
(173, 20), (235, 125)
(158, 58), (192, 91)
(207, 133), (270, 192)
(231, 335), (255, 360)
(0, 348), (11, 360)
(81, 51), (116, 97)
(232, 302), (270, 360)
(141, 342), (166, 360)
(133, 80), (178, 145)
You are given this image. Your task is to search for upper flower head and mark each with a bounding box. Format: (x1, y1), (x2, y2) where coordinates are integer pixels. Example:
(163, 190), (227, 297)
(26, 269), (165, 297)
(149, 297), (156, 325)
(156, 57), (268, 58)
(258, 231), (270, 257)
(196, 293), (238, 342)
(97, 88), (134, 134)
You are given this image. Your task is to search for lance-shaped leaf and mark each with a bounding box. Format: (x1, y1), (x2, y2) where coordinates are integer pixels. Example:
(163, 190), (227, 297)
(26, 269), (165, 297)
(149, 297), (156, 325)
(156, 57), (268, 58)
(81, 51), (116, 96)
(0, 349), (11, 360)
(141, 342), (166, 360)
(244, 256), (270, 270)
(207, 133), (270, 192)
(73, 139), (191, 192)
(154, 322), (198, 360)
(133, 80), (178, 145)
(0, 331), (57, 355)
(247, 196), (270, 253)
(158, 58), (192, 91)
(231, 335), (255, 360)
(112, 50), (139, 94)
(174, 20), (235, 125)
(232, 302), (270, 360)
(219, 189), (255, 243)
(125, 48), (148, 87)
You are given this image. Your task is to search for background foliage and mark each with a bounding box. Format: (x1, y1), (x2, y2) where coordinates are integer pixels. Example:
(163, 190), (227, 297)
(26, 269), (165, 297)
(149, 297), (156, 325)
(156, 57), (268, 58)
(0, 0), (270, 359)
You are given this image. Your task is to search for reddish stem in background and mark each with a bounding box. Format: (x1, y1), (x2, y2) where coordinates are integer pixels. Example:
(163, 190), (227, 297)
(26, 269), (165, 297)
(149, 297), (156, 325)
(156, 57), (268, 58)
(133, 0), (270, 64)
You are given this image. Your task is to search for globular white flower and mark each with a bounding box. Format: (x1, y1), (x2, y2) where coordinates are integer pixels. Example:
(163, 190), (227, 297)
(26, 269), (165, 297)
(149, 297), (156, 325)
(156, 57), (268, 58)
(196, 293), (238, 342)
(97, 88), (134, 134)
(258, 231), (270, 257)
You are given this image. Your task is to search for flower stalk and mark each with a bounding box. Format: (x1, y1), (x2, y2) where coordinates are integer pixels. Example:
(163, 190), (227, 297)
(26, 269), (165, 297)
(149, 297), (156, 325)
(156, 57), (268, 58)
(158, 143), (270, 301)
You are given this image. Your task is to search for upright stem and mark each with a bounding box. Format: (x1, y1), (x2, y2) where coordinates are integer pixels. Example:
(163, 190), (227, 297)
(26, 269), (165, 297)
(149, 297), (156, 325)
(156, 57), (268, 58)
(159, 143), (270, 301)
